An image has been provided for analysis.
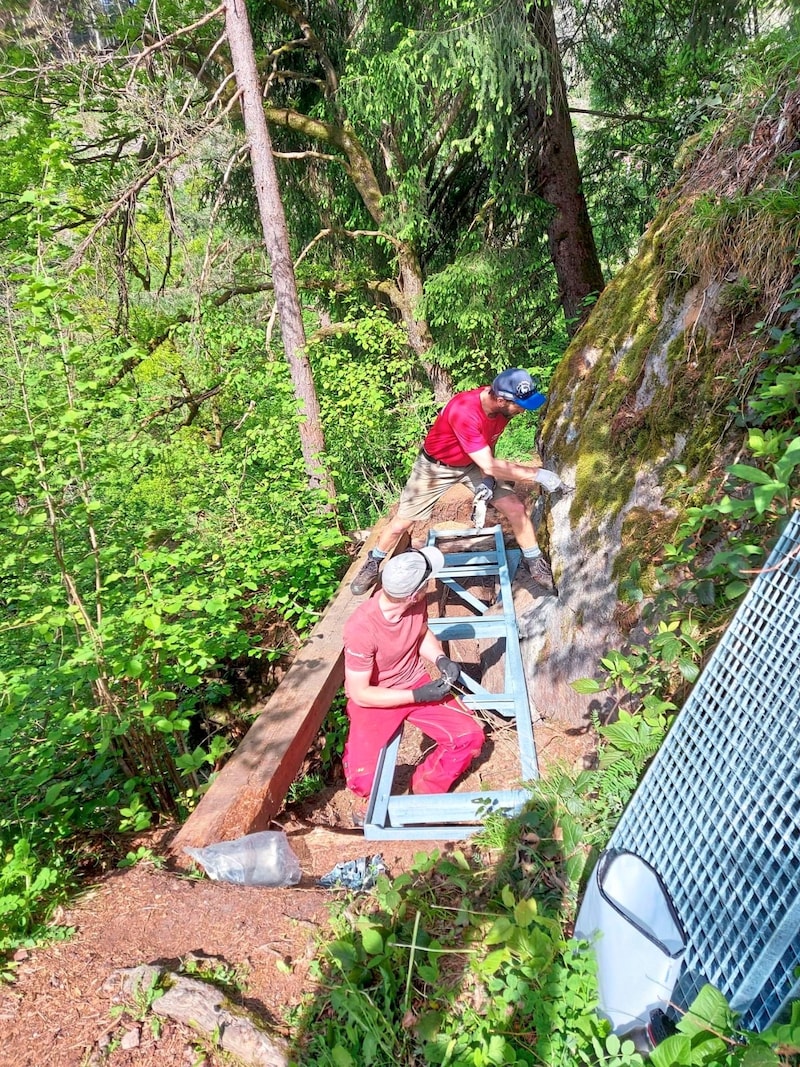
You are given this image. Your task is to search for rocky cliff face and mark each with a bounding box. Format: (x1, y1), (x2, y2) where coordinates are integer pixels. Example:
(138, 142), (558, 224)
(522, 82), (800, 726)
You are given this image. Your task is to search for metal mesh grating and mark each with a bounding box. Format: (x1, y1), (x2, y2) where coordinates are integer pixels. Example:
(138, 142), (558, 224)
(609, 511), (800, 1031)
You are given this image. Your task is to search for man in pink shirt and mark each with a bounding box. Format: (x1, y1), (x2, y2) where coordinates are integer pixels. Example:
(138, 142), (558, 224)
(351, 368), (562, 595)
(342, 547), (484, 813)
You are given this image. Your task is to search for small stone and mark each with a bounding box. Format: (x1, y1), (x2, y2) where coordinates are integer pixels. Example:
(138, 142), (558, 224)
(120, 1027), (141, 1050)
(12, 949), (29, 962)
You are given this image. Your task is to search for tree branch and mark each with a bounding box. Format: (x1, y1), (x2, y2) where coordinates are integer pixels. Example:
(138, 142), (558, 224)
(569, 105), (670, 126)
(128, 5), (226, 87)
(139, 383), (224, 429)
(67, 93), (242, 267)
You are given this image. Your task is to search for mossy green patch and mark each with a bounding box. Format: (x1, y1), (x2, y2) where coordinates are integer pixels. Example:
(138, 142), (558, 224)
(546, 223), (671, 529)
(615, 508), (680, 592)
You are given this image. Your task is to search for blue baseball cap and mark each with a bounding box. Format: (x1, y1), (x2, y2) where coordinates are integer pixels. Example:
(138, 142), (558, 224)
(491, 368), (547, 411)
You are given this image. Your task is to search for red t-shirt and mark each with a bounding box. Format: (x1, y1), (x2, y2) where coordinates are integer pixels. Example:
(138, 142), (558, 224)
(423, 387), (509, 466)
(343, 597), (428, 690)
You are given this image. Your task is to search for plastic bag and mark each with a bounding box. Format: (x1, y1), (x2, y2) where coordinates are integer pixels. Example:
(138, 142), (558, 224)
(574, 849), (686, 1034)
(184, 830), (302, 887)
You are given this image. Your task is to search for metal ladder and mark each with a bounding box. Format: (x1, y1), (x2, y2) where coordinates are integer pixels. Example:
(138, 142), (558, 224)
(363, 525), (539, 840)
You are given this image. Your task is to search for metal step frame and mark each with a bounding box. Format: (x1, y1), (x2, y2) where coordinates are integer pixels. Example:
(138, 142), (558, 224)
(363, 525), (539, 840)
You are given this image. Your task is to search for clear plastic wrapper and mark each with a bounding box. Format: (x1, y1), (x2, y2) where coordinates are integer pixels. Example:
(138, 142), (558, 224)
(184, 830), (302, 887)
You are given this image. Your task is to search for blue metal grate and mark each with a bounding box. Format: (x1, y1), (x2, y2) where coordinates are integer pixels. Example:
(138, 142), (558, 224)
(609, 511), (800, 1031)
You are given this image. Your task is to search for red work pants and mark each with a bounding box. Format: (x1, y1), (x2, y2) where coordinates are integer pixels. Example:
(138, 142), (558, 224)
(343, 679), (485, 798)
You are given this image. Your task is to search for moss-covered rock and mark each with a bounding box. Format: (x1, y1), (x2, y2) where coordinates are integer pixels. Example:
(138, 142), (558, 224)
(523, 71), (799, 725)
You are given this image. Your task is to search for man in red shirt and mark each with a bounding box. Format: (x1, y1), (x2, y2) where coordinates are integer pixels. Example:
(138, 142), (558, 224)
(351, 368), (562, 595)
(342, 547), (484, 811)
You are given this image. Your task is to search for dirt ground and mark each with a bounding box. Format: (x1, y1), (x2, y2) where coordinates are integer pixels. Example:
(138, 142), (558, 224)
(0, 716), (592, 1067)
(0, 490), (597, 1067)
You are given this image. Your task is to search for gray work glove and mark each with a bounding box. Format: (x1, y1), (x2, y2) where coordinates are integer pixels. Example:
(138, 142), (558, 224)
(471, 476), (496, 529)
(411, 676), (451, 703)
(473, 476), (496, 503)
(435, 654), (460, 686)
(534, 468), (562, 492)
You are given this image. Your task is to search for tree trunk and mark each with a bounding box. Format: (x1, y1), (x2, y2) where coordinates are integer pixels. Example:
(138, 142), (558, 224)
(529, 1), (605, 335)
(396, 248), (452, 404)
(225, 0), (335, 500)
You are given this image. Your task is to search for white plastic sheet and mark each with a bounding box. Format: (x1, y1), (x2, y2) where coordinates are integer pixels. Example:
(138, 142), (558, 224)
(574, 849), (686, 1034)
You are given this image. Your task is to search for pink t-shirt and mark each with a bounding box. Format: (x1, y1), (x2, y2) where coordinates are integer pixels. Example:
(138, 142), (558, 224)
(343, 597), (428, 690)
(423, 387), (509, 466)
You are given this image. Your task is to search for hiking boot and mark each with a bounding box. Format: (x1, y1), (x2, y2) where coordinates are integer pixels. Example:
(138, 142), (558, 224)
(524, 554), (555, 591)
(350, 553), (381, 595)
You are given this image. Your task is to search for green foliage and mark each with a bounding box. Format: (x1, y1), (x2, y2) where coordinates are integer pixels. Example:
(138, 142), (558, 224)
(0, 838), (72, 956)
(659, 269), (800, 609)
(116, 846), (166, 871)
(0, 115), (349, 955)
(423, 247), (566, 386)
(297, 846), (618, 1067)
(576, 0), (757, 270)
(308, 307), (434, 526)
(179, 955), (247, 999)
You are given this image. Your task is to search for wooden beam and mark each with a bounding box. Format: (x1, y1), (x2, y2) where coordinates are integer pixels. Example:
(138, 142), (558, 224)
(170, 522), (407, 854)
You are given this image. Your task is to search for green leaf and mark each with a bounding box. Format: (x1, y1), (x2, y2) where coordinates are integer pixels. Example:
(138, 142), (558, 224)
(650, 1033), (692, 1067)
(727, 463), (773, 485)
(742, 1043), (780, 1067)
(678, 984), (733, 1036)
(724, 579), (749, 599)
(485, 917), (514, 944)
(513, 898), (539, 927)
(752, 482), (781, 514)
(570, 678), (604, 694)
(415, 1011), (443, 1040)
(481, 948), (510, 974)
(360, 927), (384, 955)
(677, 658), (700, 682)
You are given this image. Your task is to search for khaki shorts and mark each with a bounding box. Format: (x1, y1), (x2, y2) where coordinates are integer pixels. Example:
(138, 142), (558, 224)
(395, 452), (517, 522)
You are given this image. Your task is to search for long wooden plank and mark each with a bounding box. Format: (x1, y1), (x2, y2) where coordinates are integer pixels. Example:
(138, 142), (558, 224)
(170, 522), (405, 853)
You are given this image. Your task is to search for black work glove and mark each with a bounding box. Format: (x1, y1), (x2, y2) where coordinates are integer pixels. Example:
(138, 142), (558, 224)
(435, 654), (460, 686)
(411, 677), (451, 703)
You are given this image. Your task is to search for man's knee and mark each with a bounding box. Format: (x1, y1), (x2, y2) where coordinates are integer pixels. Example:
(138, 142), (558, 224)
(495, 493), (525, 520)
(457, 720), (485, 755)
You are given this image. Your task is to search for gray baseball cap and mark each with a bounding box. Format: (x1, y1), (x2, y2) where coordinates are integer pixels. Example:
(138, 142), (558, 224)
(382, 547), (446, 598)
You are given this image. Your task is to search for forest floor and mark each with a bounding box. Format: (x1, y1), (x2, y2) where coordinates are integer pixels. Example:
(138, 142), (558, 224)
(0, 486), (597, 1067)
(0, 718), (593, 1067)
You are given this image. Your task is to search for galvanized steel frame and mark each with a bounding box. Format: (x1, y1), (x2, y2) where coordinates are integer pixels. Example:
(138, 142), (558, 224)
(363, 525), (539, 840)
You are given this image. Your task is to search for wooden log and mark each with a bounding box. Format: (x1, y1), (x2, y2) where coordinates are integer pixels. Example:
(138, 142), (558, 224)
(170, 522), (408, 855)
